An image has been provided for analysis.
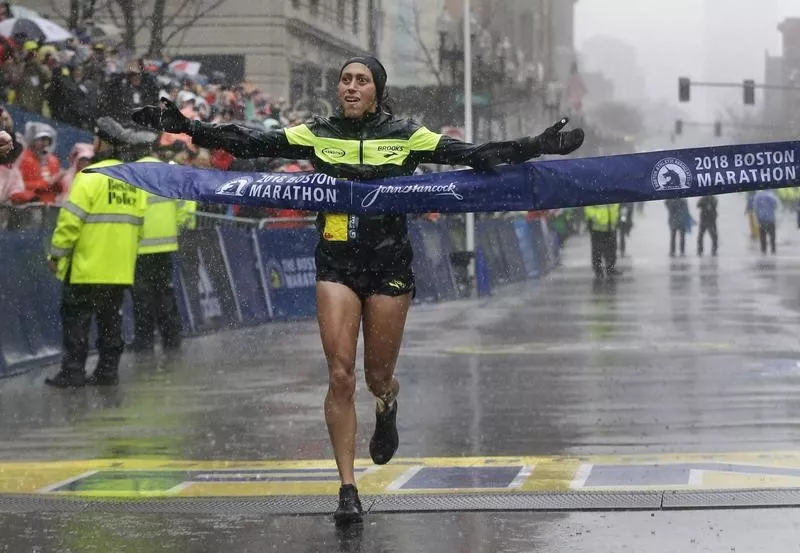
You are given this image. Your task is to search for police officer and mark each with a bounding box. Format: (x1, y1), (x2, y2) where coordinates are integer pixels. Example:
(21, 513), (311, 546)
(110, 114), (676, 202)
(584, 203), (621, 280)
(130, 148), (192, 353)
(45, 118), (155, 388)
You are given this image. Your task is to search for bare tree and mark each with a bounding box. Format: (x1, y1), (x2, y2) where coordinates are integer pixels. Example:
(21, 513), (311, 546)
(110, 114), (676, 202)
(49, 0), (227, 56)
(396, 0), (444, 86)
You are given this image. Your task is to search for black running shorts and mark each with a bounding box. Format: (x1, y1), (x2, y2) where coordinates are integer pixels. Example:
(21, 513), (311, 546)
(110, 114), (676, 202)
(317, 266), (415, 301)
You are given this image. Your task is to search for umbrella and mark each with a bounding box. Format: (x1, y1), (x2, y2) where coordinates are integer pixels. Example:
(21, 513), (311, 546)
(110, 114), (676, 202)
(0, 17), (73, 44)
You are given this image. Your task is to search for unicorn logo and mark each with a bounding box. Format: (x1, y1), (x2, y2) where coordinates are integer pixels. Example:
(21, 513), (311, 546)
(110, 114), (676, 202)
(651, 158), (693, 191)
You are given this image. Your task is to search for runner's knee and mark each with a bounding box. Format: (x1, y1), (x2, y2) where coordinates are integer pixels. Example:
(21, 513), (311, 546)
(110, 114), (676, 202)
(328, 364), (356, 398)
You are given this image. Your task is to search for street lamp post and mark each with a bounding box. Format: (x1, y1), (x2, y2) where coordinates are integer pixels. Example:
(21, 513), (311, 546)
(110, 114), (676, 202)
(463, 0), (475, 295)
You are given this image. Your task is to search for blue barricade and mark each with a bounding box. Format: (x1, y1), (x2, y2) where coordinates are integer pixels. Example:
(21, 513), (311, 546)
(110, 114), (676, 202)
(174, 228), (241, 333)
(0, 230), (62, 375)
(218, 227), (270, 326)
(0, 213), (566, 377)
(255, 227), (318, 320)
(514, 218), (538, 278)
(408, 219), (458, 303)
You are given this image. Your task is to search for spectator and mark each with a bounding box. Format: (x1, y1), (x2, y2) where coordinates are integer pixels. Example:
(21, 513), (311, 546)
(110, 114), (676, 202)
(101, 58), (158, 120)
(666, 198), (691, 257)
(48, 64), (93, 128)
(82, 44), (108, 85)
(19, 123), (62, 204)
(0, 2), (10, 22)
(57, 142), (94, 203)
(0, 137), (29, 206)
(696, 195), (718, 256)
(753, 189), (779, 254)
(9, 41), (52, 115)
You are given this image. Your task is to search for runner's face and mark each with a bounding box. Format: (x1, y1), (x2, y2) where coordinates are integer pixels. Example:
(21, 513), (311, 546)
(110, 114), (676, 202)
(338, 63), (377, 118)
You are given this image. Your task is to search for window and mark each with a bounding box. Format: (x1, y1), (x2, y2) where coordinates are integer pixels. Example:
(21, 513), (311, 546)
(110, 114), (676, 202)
(352, 0), (360, 33)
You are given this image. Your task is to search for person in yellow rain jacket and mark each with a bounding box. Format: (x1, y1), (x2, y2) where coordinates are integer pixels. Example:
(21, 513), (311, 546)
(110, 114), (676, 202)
(584, 203), (621, 280)
(45, 118), (158, 388)
(131, 151), (194, 353)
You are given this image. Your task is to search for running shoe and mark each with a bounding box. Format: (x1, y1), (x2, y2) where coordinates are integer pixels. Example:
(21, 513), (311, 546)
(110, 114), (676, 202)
(369, 379), (399, 465)
(333, 484), (363, 525)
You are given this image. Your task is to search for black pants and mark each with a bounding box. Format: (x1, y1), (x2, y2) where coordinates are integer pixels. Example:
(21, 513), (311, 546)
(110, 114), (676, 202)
(61, 284), (125, 377)
(697, 219), (718, 255)
(132, 253), (183, 351)
(670, 228), (686, 256)
(619, 225), (629, 257)
(590, 230), (617, 276)
(759, 221), (776, 253)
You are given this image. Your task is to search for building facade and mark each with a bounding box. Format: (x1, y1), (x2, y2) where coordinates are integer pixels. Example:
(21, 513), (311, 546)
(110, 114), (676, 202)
(24, 0), (374, 110)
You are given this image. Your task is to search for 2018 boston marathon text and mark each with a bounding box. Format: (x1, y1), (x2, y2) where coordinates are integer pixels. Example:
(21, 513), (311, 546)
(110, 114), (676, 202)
(693, 148), (797, 188)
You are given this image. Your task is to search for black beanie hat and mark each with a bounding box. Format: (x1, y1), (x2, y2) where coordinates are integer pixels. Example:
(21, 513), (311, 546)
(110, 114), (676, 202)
(340, 56), (387, 102)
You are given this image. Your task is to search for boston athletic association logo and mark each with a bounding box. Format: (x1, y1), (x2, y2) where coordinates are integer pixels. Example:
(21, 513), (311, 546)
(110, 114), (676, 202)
(215, 176), (253, 196)
(650, 158), (693, 191)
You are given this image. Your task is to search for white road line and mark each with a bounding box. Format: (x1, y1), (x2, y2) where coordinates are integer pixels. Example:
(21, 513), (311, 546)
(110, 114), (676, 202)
(508, 465), (534, 489)
(387, 465), (424, 491)
(570, 463), (593, 489)
(38, 470), (99, 493)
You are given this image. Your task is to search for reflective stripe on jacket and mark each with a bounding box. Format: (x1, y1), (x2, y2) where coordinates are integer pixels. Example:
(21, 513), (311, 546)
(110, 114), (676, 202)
(584, 204), (620, 232)
(50, 158), (145, 284)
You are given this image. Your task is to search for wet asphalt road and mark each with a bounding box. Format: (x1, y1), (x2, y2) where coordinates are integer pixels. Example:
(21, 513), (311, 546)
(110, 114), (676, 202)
(3, 509), (800, 552)
(3, 192), (800, 551)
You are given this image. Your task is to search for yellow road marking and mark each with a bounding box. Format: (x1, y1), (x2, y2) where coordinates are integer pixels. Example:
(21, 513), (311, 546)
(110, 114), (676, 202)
(0, 452), (797, 498)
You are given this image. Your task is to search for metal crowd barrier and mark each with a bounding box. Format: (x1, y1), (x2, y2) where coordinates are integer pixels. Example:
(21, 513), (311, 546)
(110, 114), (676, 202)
(0, 202), (60, 231)
(0, 205), (317, 233)
(194, 212), (316, 230)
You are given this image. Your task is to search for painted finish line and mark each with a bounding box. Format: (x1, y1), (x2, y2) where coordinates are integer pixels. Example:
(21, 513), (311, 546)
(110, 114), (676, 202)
(3, 452), (800, 498)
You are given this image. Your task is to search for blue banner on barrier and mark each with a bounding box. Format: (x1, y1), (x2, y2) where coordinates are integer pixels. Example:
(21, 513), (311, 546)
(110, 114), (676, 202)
(408, 220), (457, 302)
(514, 219), (538, 279)
(496, 220), (526, 283)
(93, 141), (800, 213)
(476, 220), (506, 286)
(256, 228), (318, 319)
(0, 231), (61, 375)
(218, 227), (270, 326)
(175, 229), (240, 332)
(407, 222), (439, 303)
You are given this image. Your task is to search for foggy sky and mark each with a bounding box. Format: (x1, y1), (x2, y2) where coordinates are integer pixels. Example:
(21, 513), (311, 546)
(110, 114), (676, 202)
(576, 0), (800, 117)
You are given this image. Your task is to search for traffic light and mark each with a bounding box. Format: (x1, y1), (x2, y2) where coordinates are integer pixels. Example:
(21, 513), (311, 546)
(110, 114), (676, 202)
(714, 121), (722, 137)
(679, 77), (691, 102)
(675, 119), (683, 135)
(743, 79), (756, 105)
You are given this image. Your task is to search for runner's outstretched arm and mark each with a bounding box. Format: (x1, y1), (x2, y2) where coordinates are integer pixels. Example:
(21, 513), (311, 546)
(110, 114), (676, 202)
(415, 117), (585, 169)
(132, 98), (312, 160)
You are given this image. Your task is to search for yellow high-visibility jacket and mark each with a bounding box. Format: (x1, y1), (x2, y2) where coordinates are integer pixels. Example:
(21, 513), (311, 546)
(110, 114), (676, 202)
(137, 156), (188, 255)
(50, 158), (145, 284)
(584, 204), (621, 233)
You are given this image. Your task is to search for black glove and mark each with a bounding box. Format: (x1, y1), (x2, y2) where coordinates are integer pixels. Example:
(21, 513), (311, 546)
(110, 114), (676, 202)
(530, 117), (585, 156)
(131, 97), (191, 134)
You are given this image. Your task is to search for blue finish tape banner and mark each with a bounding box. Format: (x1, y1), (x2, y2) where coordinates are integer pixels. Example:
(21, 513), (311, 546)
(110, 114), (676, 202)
(90, 141), (800, 213)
